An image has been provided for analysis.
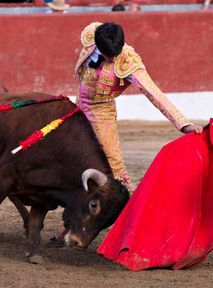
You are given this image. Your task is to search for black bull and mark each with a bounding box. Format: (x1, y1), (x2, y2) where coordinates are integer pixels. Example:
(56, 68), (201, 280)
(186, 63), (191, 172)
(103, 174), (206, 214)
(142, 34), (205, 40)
(0, 92), (129, 263)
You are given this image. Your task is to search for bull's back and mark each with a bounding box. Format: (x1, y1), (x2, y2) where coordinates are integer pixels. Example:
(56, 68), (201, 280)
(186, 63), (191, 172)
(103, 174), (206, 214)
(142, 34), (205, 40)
(0, 92), (76, 156)
(0, 92), (111, 198)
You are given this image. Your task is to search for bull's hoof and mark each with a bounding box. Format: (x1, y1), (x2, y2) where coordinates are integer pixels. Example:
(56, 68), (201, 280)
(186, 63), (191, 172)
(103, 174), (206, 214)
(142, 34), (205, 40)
(45, 236), (65, 248)
(28, 254), (45, 264)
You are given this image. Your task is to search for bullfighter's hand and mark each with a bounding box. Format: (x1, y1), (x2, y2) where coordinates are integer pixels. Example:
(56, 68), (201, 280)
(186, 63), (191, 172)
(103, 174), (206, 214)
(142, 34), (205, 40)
(181, 124), (203, 135)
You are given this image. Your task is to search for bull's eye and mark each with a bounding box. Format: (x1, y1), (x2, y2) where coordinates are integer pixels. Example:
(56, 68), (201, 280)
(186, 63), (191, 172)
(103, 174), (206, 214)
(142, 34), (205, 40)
(89, 199), (101, 215)
(91, 201), (97, 209)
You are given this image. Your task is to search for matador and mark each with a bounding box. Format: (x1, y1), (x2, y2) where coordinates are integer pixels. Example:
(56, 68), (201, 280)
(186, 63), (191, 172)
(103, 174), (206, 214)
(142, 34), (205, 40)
(75, 22), (202, 192)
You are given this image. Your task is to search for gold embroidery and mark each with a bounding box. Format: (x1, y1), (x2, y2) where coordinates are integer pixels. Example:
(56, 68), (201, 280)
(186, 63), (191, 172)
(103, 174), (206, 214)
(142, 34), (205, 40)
(96, 84), (111, 95)
(103, 64), (112, 71)
(81, 22), (102, 47)
(119, 78), (125, 86)
(90, 111), (132, 192)
(94, 94), (116, 102)
(115, 45), (145, 78)
(81, 67), (97, 87)
(111, 91), (121, 98)
(75, 45), (96, 77)
(98, 75), (114, 86)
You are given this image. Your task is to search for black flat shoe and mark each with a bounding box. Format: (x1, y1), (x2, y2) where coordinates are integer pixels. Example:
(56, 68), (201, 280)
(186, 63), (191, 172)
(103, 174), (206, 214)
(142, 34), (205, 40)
(45, 236), (65, 248)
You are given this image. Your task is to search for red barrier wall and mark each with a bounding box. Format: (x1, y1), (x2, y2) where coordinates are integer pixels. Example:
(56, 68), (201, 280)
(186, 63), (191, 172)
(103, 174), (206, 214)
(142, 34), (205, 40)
(33, 0), (205, 6)
(0, 1), (205, 7)
(0, 10), (212, 95)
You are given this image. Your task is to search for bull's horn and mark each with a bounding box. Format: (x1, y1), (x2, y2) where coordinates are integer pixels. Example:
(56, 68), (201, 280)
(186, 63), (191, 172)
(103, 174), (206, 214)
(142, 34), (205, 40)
(64, 230), (71, 247)
(82, 169), (108, 191)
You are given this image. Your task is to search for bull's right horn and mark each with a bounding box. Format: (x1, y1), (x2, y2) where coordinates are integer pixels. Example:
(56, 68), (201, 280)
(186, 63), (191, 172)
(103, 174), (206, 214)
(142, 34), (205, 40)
(82, 169), (108, 192)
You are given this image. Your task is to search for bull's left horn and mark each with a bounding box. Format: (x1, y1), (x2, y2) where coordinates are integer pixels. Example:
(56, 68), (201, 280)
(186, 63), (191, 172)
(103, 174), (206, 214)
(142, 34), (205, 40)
(82, 169), (108, 191)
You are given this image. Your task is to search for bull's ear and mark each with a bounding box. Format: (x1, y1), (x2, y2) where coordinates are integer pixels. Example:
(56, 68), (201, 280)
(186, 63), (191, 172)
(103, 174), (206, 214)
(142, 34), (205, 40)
(87, 179), (98, 193)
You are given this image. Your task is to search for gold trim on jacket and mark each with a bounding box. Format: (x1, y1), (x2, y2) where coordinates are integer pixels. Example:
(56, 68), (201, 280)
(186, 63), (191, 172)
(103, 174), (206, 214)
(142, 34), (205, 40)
(75, 22), (145, 79)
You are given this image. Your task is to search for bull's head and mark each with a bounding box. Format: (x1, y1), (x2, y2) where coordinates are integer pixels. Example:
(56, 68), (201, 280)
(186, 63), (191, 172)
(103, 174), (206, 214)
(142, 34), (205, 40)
(63, 168), (129, 249)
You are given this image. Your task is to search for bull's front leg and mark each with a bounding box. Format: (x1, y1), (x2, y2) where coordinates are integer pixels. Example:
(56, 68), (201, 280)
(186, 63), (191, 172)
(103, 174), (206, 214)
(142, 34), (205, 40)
(8, 196), (29, 235)
(0, 189), (7, 205)
(26, 206), (47, 264)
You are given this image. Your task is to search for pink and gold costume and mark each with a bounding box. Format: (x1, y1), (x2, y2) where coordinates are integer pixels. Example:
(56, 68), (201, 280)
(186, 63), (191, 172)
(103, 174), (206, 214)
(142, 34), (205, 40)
(75, 22), (191, 191)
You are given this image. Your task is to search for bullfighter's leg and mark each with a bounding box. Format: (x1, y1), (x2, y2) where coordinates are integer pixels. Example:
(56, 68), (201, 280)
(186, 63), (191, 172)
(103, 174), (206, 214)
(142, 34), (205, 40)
(87, 101), (134, 194)
(26, 206), (47, 264)
(8, 196), (29, 234)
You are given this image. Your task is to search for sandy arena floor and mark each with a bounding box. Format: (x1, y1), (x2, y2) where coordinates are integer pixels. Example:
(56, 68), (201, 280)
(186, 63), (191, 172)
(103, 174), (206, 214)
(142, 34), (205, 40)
(0, 120), (212, 288)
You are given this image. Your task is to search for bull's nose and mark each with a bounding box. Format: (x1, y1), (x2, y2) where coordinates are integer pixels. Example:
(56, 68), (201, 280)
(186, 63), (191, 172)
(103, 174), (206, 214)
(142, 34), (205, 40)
(74, 243), (87, 251)
(70, 234), (88, 250)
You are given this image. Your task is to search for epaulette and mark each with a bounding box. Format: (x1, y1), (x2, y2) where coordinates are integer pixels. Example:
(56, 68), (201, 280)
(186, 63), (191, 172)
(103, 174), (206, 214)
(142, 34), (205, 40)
(114, 45), (145, 78)
(81, 22), (102, 47)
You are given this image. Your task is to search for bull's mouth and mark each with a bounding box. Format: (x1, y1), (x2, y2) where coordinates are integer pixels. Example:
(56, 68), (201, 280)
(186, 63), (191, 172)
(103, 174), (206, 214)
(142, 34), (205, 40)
(64, 230), (89, 250)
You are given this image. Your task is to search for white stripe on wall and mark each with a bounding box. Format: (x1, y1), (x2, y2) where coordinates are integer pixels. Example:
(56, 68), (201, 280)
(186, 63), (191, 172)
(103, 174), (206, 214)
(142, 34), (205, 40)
(69, 91), (213, 121)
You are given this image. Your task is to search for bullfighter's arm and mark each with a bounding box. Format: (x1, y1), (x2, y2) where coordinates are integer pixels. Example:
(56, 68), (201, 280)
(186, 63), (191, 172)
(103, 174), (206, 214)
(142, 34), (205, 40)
(129, 68), (192, 131)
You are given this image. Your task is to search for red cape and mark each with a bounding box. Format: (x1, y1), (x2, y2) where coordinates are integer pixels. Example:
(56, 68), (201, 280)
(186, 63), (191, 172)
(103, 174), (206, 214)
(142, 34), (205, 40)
(98, 120), (213, 270)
